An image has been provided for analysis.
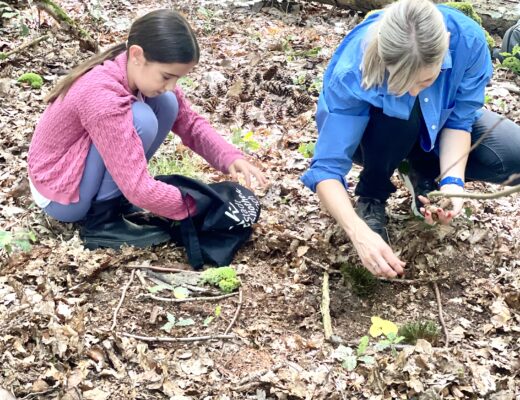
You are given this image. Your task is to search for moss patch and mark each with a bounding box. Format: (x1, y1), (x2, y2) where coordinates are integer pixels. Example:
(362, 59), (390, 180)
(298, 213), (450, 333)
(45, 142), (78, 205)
(200, 266), (241, 293)
(340, 263), (378, 297)
(17, 72), (43, 89)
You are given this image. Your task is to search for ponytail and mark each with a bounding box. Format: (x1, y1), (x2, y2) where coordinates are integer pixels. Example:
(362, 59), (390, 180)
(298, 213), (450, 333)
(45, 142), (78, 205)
(45, 43), (126, 103)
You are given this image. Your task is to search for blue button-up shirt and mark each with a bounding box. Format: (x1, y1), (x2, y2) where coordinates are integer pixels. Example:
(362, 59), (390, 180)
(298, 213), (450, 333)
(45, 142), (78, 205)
(301, 5), (493, 192)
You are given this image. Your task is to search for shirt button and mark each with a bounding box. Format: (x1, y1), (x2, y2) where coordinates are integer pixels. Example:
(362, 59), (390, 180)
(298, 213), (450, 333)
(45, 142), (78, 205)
(432, 125), (437, 130)
(424, 97), (429, 102)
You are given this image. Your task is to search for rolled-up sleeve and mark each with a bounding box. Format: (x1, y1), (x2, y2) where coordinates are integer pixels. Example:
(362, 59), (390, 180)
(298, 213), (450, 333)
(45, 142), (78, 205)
(301, 71), (371, 192)
(444, 34), (493, 132)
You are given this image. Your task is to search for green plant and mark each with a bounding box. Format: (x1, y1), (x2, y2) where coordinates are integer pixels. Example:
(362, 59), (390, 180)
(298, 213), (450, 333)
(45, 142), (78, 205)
(148, 148), (203, 179)
(200, 266), (241, 293)
(178, 76), (197, 90)
(231, 128), (261, 153)
(333, 336), (375, 371)
(204, 304), (222, 326)
(298, 142), (315, 159)
(17, 72), (43, 89)
(398, 320), (440, 345)
(161, 313), (195, 332)
(341, 263), (379, 297)
(0, 230), (36, 254)
(500, 45), (520, 75)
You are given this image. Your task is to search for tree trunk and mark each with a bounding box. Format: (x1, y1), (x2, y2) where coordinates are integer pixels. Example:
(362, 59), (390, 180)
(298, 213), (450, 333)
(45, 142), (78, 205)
(308, 0), (519, 36)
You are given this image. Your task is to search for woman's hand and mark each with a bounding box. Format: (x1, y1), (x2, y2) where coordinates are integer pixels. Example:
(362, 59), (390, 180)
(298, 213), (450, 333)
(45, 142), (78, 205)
(350, 223), (406, 278)
(418, 183), (465, 225)
(228, 158), (268, 188)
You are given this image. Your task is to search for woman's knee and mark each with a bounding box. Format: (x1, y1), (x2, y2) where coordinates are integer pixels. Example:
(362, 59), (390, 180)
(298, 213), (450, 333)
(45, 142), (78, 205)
(132, 101), (159, 149)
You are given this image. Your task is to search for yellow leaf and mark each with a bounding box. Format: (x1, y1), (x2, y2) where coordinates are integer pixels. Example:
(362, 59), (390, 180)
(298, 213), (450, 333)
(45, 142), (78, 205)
(369, 316), (397, 337)
(380, 320), (398, 336)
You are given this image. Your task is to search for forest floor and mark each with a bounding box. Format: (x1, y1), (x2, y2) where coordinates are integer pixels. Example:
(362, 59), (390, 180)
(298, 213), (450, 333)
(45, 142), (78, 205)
(0, 1), (519, 399)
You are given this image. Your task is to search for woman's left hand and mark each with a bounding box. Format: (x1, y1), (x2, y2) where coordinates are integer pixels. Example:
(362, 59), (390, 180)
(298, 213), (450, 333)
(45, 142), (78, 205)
(228, 158), (268, 188)
(418, 183), (465, 225)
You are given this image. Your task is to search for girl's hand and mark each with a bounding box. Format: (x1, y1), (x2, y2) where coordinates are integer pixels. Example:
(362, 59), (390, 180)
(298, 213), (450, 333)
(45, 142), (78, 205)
(228, 158), (268, 188)
(418, 184), (465, 225)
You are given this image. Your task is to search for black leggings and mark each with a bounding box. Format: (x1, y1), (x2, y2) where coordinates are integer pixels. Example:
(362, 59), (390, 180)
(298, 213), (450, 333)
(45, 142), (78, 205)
(352, 102), (520, 201)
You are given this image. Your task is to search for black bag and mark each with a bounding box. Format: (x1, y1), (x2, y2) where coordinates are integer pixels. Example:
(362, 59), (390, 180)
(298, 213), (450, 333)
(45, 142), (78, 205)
(156, 175), (261, 270)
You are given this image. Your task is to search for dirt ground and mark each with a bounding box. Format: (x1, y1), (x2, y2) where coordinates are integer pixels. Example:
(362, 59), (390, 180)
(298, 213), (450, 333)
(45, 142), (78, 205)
(1, 1), (519, 399)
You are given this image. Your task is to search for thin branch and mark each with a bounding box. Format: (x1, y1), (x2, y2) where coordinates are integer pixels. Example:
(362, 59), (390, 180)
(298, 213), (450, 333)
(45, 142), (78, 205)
(0, 35), (50, 61)
(428, 183), (520, 200)
(321, 271), (333, 340)
(434, 116), (506, 184)
(232, 362), (286, 391)
(433, 282), (449, 348)
(378, 276), (448, 285)
(121, 332), (234, 343)
(137, 292), (236, 303)
(303, 256), (341, 274)
(125, 265), (200, 274)
(110, 270), (135, 331)
(224, 288), (243, 335)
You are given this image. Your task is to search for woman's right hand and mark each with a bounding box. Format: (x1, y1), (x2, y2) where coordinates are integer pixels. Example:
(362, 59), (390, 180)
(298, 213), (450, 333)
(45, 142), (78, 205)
(350, 224), (405, 278)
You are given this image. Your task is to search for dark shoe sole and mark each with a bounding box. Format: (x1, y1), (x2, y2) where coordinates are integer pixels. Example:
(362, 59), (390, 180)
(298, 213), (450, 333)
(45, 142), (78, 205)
(81, 231), (171, 250)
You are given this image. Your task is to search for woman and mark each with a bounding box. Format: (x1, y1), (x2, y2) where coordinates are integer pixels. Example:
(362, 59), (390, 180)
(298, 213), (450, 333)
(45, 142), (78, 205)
(302, 0), (520, 278)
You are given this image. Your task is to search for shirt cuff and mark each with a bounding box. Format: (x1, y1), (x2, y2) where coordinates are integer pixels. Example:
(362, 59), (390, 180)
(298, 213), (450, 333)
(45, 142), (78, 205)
(301, 169), (348, 193)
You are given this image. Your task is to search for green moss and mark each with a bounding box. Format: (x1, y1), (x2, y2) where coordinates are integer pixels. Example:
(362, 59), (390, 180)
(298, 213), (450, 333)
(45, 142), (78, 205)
(340, 263), (378, 297)
(17, 72), (43, 89)
(398, 320), (440, 345)
(501, 45), (520, 75)
(200, 266), (241, 293)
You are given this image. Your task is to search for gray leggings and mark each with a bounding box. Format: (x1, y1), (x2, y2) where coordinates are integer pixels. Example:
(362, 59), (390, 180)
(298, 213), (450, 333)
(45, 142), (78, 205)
(44, 92), (179, 222)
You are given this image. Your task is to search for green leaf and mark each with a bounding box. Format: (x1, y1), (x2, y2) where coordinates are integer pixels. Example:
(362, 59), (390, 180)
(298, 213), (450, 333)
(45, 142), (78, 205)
(358, 355), (375, 365)
(166, 313), (176, 324)
(332, 345), (353, 361)
(214, 305), (222, 317)
(341, 355), (358, 371)
(386, 332), (397, 341)
(357, 335), (369, 356)
(176, 318), (195, 327)
(374, 341), (390, 351)
(203, 316), (214, 326)
(394, 335), (406, 344)
(161, 313), (176, 333)
(0, 231), (12, 247)
(173, 287), (189, 299)
(148, 283), (174, 293)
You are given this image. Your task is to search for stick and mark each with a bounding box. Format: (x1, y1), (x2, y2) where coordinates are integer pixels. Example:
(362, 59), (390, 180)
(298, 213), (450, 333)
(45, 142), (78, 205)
(321, 271), (333, 340)
(378, 276), (448, 285)
(432, 282), (449, 348)
(121, 332), (234, 343)
(224, 288), (243, 335)
(137, 292), (236, 303)
(233, 362), (286, 391)
(126, 264), (199, 273)
(0, 35), (50, 61)
(110, 270), (135, 331)
(303, 256), (342, 274)
(428, 183), (520, 200)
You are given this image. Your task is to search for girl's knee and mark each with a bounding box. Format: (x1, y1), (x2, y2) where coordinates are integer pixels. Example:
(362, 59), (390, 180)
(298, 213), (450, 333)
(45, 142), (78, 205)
(132, 101), (159, 144)
(44, 201), (91, 223)
(154, 91), (179, 123)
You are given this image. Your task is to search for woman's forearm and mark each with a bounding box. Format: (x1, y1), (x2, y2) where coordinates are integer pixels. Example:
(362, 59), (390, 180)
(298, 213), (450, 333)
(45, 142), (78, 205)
(438, 128), (471, 180)
(316, 179), (366, 239)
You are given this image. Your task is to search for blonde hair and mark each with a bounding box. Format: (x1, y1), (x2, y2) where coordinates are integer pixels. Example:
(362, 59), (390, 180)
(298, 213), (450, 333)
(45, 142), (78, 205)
(361, 0), (449, 95)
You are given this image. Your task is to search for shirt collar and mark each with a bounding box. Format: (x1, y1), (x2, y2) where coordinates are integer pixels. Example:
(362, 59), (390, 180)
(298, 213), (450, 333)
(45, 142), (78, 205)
(441, 50), (452, 70)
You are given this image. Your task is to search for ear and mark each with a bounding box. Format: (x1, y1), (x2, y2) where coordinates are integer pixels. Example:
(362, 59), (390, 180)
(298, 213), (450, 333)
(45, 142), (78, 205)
(128, 45), (146, 66)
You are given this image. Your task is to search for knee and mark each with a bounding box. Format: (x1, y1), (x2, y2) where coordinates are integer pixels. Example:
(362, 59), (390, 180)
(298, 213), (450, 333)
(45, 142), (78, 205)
(132, 101), (159, 146)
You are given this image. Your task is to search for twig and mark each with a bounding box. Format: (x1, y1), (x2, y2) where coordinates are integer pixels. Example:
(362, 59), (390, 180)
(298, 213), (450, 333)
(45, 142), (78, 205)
(224, 288), (243, 335)
(434, 116), (505, 184)
(428, 183), (520, 200)
(232, 362), (286, 391)
(137, 292), (236, 303)
(321, 271), (333, 340)
(378, 276), (448, 285)
(432, 282), (449, 348)
(0, 35), (50, 61)
(125, 265), (200, 273)
(110, 270), (135, 331)
(303, 256), (341, 274)
(121, 332), (234, 343)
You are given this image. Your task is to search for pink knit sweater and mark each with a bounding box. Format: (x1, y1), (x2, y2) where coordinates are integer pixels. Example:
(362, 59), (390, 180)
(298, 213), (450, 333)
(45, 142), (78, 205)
(28, 52), (244, 220)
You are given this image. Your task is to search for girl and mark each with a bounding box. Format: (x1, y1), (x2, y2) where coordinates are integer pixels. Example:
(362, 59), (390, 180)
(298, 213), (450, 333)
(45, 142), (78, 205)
(301, 0), (520, 278)
(28, 10), (267, 250)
